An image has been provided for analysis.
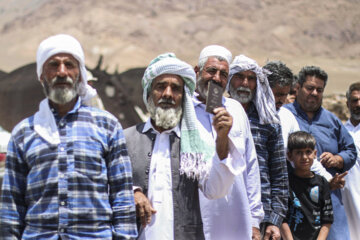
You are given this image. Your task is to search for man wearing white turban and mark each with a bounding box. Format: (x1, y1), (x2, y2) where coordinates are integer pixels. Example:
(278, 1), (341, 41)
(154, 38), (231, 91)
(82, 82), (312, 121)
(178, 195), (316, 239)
(124, 53), (240, 240)
(0, 34), (137, 239)
(194, 46), (264, 240)
(227, 55), (288, 240)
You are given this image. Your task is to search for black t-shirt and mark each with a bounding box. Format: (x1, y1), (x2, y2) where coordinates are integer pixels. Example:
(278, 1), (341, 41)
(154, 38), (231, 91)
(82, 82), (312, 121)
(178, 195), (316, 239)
(284, 172), (333, 240)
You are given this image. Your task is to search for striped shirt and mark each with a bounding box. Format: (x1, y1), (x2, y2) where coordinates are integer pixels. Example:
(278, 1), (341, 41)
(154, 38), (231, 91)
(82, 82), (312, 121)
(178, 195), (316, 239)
(0, 98), (137, 239)
(247, 102), (288, 227)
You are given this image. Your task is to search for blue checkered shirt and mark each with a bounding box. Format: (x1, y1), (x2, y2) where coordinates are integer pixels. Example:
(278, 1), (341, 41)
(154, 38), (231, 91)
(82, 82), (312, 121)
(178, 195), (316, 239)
(247, 103), (288, 227)
(0, 98), (137, 239)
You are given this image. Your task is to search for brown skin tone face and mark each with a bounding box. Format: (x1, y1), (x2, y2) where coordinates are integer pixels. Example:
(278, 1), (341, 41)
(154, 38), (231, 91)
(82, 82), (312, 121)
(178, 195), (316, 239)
(296, 76), (325, 120)
(288, 148), (316, 178)
(347, 90), (360, 126)
(271, 84), (291, 111)
(40, 53), (81, 117)
(229, 70), (257, 111)
(194, 57), (229, 103)
(149, 74), (184, 132)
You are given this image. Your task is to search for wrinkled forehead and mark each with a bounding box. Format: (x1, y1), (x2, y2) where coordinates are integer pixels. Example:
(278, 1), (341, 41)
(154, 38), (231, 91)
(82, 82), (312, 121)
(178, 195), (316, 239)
(43, 53), (79, 66)
(151, 74), (185, 90)
(204, 56), (229, 71)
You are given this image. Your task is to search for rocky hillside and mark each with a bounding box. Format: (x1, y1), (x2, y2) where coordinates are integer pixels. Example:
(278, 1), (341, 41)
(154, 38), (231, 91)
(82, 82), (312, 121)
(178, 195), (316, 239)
(0, 0), (359, 94)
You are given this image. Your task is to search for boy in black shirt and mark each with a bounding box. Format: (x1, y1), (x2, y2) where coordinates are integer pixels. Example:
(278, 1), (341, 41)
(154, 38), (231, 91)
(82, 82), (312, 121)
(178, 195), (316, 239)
(281, 131), (333, 240)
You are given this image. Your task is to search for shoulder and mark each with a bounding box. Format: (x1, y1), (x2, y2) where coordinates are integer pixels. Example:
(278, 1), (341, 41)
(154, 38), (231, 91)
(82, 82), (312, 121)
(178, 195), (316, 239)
(283, 102), (295, 112)
(124, 123), (145, 137)
(79, 105), (121, 130)
(11, 115), (35, 140)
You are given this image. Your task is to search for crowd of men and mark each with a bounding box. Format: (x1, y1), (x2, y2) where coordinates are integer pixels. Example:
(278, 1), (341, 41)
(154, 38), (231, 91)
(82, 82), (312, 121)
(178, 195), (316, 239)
(0, 34), (359, 240)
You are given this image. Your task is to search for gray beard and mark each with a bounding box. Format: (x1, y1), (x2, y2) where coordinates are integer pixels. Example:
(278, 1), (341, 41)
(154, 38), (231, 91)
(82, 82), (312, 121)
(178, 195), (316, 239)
(146, 96), (183, 130)
(228, 84), (253, 104)
(42, 75), (80, 104)
(350, 111), (360, 121)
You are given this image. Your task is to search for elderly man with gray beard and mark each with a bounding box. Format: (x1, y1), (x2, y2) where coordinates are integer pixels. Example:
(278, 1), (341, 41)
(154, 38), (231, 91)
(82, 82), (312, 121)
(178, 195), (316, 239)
(0, 34), (137, 239)
(227, 55), (288, 240)
(194, 46), (263, 240)
(124, 53), (240, 240)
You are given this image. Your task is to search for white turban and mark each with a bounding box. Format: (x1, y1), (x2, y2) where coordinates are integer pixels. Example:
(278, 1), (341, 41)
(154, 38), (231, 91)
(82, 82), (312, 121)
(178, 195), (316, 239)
(198, 45), (232, 65)
(228, 54), (279, 124)
(36, 34), (96, 101)
(33, 34), (97, 145)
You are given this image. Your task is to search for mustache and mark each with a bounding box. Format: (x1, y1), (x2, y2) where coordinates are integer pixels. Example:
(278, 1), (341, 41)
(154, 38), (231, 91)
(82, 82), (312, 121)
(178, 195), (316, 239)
(158, 98), (175, 105)
(236, 87), (251, 93)
(50, 76), (74, 86)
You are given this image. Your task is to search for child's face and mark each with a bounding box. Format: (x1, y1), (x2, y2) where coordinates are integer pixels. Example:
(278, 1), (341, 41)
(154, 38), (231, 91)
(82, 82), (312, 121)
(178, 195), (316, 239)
(288, 147), (317, 173)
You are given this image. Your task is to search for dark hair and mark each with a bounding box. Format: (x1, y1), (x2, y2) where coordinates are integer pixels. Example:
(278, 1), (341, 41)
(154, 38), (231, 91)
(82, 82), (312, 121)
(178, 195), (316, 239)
(298, 66), (328, 87)
(288, 131), (316, 152)
(346, 82), (360, 100)
(263, 60), (293, 88)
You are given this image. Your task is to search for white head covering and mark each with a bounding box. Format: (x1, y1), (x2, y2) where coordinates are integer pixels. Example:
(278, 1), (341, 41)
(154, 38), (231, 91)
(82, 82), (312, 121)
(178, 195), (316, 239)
(142, 53), (213, 179)
(228, 54), (279, 124)
(36, 34), (96, 101)
(34, 34), (96, 145)
(198, 45), (232, 65)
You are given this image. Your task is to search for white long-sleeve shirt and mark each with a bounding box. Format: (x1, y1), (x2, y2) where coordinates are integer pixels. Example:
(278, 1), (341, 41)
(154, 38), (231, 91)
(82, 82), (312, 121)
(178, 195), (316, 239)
(139, 114), (246, 240)
(342, 120), (360, 240)
(194, 96), (264, 240)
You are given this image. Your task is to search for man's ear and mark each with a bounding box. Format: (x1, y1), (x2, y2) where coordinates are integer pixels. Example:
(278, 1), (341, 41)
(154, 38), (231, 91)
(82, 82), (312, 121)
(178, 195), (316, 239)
(194, 66), (200, 76)
(313, 149), (317, 157)
(39, 74), (45, 84)
(287, 151), (292, 161)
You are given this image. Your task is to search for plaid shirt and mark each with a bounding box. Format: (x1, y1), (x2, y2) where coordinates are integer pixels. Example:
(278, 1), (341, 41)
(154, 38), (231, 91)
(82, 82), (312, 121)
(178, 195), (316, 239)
(247, 103), (288, 227)
(0, 99), (137, 240)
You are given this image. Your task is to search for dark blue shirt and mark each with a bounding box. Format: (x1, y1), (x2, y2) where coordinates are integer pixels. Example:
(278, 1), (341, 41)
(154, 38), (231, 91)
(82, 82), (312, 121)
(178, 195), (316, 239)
(247, 103), (288, 227)
(285, 101), (356, 175)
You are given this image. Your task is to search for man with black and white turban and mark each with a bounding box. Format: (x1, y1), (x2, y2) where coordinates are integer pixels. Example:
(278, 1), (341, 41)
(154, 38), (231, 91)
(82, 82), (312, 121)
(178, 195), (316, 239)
(228, 54), (288, 240)
(124, 53), (239, 240)
(0, 34), (137, 239)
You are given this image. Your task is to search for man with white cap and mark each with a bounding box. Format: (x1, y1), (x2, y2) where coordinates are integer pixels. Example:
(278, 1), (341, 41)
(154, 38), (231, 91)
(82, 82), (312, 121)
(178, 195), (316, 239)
(194, 46), (263, 240)
(227, 55), (288, 240)
(0, 34), (137, 239)
(124, 53), (241, 240)
(83, 70), (105, 110)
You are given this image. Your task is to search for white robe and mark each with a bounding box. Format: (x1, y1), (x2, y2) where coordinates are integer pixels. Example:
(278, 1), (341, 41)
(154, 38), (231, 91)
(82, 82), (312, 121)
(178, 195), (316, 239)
(342, 120), (360, 240)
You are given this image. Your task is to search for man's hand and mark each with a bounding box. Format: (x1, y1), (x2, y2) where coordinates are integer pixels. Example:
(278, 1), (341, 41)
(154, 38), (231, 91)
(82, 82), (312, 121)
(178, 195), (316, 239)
(329, 171), (348, 190)
(212, 107), (233, 160)
(252, 227), (261, 240)
(320, 152), (344, 169)
(263, 225), (281, 240)
(134, 190), (156, 227)
(213, 107), (233, 138)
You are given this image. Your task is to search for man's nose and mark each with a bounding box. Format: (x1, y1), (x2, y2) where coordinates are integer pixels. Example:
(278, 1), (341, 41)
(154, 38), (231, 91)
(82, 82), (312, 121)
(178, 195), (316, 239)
(162, 86), (173, 98)
(212, 71), (221, 84)
(57, 63), (67, 77)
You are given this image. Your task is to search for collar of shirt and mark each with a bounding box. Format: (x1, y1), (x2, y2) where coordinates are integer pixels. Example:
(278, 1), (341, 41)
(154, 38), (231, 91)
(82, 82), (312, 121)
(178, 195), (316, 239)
(293, 100), (322, 122)
(50, 97), (82, 118)
(142, 118), (180, 138)
(345, 119), (360, 131)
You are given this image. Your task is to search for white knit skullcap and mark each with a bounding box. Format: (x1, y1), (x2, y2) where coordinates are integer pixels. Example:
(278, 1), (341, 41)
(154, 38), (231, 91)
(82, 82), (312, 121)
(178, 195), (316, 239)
(198, 45), (232, 65)
(36, 34), (96, 101)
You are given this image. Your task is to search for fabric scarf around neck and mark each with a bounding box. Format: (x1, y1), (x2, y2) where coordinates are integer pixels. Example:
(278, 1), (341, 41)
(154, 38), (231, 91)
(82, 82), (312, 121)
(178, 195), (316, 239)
(142, 53), (213, 179)
(228, 54), (279, 124)
(34, 34), (97, 145)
